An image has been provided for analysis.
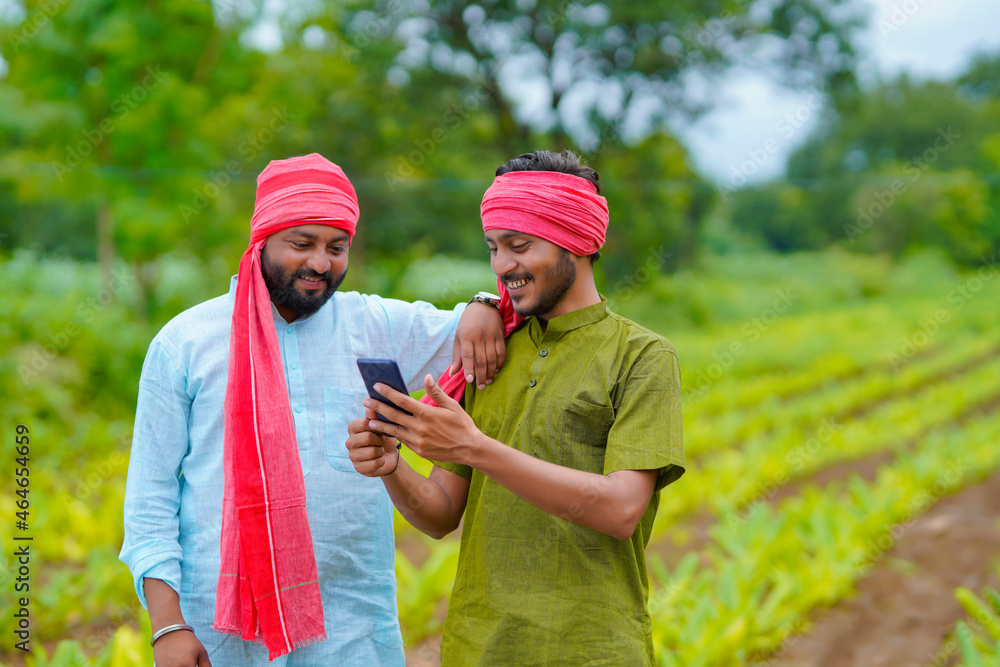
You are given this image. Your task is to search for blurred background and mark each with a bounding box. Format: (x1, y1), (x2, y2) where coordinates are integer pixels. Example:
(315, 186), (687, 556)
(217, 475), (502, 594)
(2, 0), (999, 665)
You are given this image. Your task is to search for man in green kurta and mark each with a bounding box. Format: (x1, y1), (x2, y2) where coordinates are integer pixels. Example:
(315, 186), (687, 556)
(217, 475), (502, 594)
(346, 150), (685, 666)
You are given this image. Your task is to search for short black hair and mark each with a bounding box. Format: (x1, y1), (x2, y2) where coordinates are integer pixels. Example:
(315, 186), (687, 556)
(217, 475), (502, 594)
(495, 150), (601, 194)
(496, 150), (602, 263)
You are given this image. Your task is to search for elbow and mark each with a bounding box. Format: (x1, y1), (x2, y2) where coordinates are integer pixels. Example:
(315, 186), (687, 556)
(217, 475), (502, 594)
(423, 526), (454, 540)
(422, 515), (462, 541)
(608, 503), (646, 541)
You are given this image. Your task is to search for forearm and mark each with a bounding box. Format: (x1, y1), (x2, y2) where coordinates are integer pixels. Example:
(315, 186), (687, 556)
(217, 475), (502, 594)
(381, 458), (464, 539)
(467, 434), (652, 540)
(144, 577), (186, 629)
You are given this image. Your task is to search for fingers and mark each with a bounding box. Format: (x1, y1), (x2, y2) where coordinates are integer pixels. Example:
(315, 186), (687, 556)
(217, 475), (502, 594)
(494, 335), (506, 371)
(450, 336), (463, 377)
(473, 339), (490, 389)
(460, 347), (476, 384)
(482, 341), (499, 387)
(347, 416), (368, 435)
(370, 383), (424, 416)
(346, 435), (392, 476)
(423, 374), (459, 410)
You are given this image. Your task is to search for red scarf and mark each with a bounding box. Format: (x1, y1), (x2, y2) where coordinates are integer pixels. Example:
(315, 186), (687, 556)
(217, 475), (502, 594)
(422, 170), (608, 406)
(214, 154), (358, 660)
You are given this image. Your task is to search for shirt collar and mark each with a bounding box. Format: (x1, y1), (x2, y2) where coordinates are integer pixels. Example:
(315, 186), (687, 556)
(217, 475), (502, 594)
(531, 295), (610, 333)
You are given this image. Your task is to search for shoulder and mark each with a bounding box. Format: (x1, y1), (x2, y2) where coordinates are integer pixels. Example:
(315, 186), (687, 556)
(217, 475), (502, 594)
(329, 291), (410, 317)
(606, 311), (679, 362)
(336, 291), (462, 321)
(149, 293), (232, 356)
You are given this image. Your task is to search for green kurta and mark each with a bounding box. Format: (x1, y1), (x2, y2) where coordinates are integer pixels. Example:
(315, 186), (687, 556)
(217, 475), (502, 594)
(438, 298), (685, 666)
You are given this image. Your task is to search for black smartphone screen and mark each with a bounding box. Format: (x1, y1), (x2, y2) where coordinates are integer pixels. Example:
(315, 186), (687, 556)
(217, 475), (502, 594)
(356, 358), (413, 427)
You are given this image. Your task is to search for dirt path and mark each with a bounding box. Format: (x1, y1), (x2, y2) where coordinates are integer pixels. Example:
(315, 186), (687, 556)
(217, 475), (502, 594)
(764, 469), (1000, 667)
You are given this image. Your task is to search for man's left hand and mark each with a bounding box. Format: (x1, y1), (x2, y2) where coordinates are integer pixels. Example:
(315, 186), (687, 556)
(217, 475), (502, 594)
(365, 375), (484, 464)
(452, 301), (506, 390)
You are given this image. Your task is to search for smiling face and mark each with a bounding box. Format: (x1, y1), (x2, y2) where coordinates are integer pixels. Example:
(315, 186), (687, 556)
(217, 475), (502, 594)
(486, 229), (578, 321)
(261, 224), (350, 321)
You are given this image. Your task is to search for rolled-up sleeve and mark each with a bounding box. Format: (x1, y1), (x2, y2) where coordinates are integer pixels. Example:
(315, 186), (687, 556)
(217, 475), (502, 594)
(119, 337), (190, 608)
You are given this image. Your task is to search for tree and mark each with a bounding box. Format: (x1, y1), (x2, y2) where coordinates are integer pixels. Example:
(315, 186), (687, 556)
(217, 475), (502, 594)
(339, 0), (865, 152)
(0, 0), (266, 314)
(737, 59), (1000, 264)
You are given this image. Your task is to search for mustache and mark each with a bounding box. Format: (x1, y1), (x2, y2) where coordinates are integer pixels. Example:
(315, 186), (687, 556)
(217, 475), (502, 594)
(293, 268), (330, 281)
(500, 272), (531, 284)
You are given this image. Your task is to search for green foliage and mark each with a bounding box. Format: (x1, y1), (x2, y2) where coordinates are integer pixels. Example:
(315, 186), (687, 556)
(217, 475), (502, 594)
(732, 66), (1000, 265)
(949, 569), (1000, 666)
(343, 0), (862, 147)
(4, 249), (1000, 665)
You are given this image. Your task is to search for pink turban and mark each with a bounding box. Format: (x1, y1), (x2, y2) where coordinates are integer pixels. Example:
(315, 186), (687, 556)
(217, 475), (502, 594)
(422, 169), (610, 408)
(216, 154), (359, 659)
(480, 170), (609, 255)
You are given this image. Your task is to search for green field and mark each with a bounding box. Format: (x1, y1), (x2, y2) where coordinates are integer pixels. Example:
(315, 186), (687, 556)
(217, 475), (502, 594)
(2, 248), (999, 666)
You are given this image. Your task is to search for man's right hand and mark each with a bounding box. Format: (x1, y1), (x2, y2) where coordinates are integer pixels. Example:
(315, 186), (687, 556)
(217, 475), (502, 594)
(153, 629), (212, 666)
(346, 413), (399, 477)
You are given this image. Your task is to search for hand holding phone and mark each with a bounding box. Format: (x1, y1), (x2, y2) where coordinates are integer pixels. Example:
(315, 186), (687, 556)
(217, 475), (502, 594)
(356, 358), (413, 427)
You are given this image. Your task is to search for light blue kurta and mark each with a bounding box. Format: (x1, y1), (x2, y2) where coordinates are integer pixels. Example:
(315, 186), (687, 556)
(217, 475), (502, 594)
(120, 277), (464, 665)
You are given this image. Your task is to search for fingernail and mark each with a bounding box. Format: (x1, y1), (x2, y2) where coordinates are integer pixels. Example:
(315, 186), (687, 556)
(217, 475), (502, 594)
(478, 384), (486, 390)
(373, 383), (382, 392)
(486, 379), (492, 385)
(369, 420), (378, 429)
(363, 399), (371, 407)
(466, 374), (474, 382)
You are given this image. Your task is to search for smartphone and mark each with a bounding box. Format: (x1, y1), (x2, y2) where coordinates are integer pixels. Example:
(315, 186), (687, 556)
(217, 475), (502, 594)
(356, 358), (413, 427)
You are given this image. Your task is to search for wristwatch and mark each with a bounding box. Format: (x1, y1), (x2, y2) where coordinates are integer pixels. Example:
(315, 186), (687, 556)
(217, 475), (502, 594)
(469, 291), (501, 309)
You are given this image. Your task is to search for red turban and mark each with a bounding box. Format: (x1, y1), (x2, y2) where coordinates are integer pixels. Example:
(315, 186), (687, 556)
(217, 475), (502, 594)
(216, 154), (359, 659)
(422, 169), (609, 407)
(480, 170), (609, 255)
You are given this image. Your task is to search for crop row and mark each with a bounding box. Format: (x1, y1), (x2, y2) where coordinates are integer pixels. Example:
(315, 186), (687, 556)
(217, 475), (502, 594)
(678, 283), (1000, 416)
(648, 409), (1000, 665)
(685, 333), (999, 459)
(652, 351), (1000, 539)
(939, 566), (1000, 667)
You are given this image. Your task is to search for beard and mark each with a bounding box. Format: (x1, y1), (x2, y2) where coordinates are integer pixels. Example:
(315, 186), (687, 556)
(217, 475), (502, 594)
(506, 249), (577, 319)
(261, 248), (346, 319)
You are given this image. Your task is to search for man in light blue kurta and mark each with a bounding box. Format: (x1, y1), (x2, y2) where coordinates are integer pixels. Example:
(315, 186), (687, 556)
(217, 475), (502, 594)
(120, 275), (465, 665)
(120, 155), (504, 665)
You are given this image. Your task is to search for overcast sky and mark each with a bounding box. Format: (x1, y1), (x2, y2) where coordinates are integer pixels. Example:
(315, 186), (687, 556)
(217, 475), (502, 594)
(678, 0), (1000, 186)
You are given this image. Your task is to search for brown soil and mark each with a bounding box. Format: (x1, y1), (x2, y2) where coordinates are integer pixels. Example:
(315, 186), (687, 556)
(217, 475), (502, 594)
(764, 469), (1000, 667)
